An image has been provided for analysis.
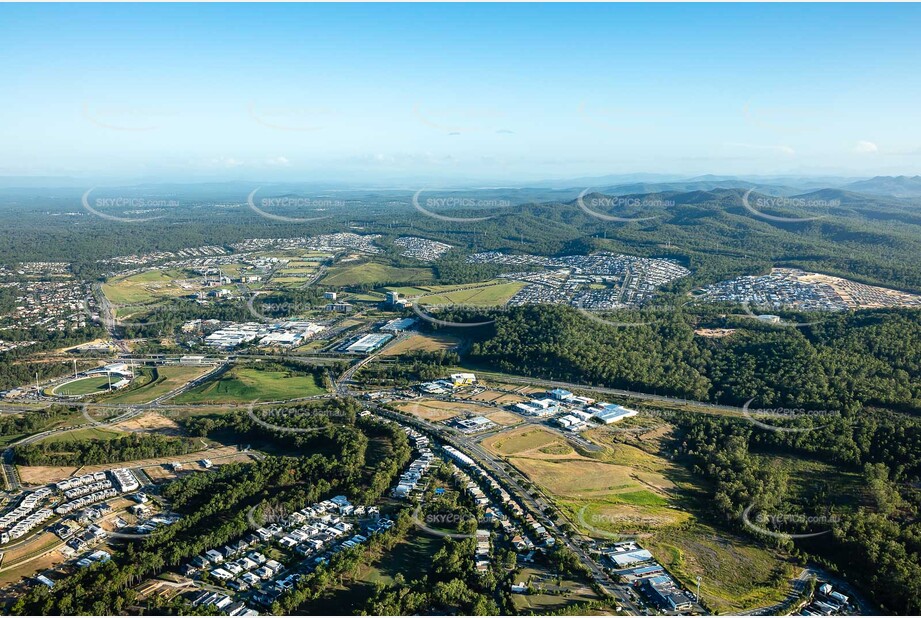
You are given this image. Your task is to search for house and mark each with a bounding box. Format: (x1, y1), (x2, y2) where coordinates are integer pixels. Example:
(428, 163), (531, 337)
(205, 549), (225, 563)
(210, 568), (233, 581)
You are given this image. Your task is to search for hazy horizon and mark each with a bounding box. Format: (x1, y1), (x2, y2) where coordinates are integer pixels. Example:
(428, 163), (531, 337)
(2, 3), (920, 183)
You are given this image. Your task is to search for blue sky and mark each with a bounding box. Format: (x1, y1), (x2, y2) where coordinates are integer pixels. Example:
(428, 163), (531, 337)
(1, 3), (920, 184)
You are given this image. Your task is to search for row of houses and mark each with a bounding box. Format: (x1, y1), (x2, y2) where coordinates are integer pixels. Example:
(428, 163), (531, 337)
(447, 448), (550, 551)
(393, 439), (436, 499)
(64, 479), (112, 500)
(1, 507), (53, 542)
(189, 590), (258, 616)
(55, 472), (108, 492)
(55, 487), (118, 515)
(0, 487), (52, 534)
(184, 493), (394, 608)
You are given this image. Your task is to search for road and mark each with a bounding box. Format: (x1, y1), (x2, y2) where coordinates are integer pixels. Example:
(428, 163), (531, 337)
(1, 344), (815, 615)
(365, 402), (642, 613)
(475, 370), (747, 415)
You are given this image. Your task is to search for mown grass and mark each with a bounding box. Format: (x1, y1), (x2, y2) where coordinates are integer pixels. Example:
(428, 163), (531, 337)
(419, 281), (526, 306)
(53, 376), (114, 396)
(321, 262), (433, 287)
(102, 366), (211, 404)
(101, 268), (192, 305)
(172, 367), (325, 404)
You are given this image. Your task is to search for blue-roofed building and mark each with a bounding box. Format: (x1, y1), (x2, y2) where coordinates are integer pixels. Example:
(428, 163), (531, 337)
(548, 388), (573, 401)
(590, 403), (638, 424)
(624, 564), (665, 578)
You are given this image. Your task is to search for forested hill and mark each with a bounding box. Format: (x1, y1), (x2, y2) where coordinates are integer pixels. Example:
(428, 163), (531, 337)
(4, 186), (921, 293)
(466, 304), (921, 413)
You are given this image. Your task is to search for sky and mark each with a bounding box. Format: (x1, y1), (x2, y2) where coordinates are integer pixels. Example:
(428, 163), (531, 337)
(1, 3), (920, 185)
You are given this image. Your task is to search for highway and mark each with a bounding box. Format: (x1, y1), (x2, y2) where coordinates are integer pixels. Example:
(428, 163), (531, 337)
(474, 370), (748, 416)
(0, 342), (768, 614)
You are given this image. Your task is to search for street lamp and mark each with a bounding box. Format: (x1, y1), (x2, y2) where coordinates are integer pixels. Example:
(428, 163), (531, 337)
(696, 576), (702, 606)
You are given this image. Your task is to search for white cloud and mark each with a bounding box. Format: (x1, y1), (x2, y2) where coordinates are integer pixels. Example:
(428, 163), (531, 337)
(266, 156), (290, 167)
(853, 140), (879, 154)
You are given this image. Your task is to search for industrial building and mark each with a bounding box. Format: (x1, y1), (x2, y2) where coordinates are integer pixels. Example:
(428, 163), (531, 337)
(590, 403), (639, 424)
(346, 333), (392, 354)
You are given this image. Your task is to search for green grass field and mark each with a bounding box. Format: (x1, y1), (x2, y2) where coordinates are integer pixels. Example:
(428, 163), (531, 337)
(418, 281), (525, 306)
(172, 367), (325, 404)
(38, 426), (123, 444)
(52, 376), (115, 396)
(101, 268), (194, 305)
(321, 262), (433, 287)
(102, 366), (211, 404)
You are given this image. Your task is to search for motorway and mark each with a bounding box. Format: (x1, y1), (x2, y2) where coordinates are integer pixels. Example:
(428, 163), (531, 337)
(327, 339), (646, 612)
(474, 370), (748, 416)
(0, 338), (753, 614)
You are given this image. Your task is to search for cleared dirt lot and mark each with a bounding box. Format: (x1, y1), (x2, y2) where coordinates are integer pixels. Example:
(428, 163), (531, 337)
(17, 445), (246, 486)
(394, 399), (503, 423)
(378, 333), (461, 356)
(483, 411), (523, 426)
(110, 411), (183, 435)
(468, 389), (527, 405)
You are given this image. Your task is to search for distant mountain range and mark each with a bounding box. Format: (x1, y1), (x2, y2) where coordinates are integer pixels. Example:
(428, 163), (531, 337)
(843, 175), (921, 198)
(2, 173), (921, 200)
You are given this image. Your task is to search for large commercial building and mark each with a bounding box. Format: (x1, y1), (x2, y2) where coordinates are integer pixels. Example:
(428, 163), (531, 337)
(346, 333), (392, 354)
(590, 403), (638, 424)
